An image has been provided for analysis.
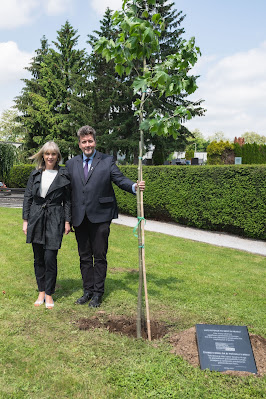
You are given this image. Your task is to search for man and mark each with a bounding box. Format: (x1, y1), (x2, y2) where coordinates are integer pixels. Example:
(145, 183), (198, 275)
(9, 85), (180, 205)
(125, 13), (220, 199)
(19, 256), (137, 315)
(66, 125), (145, 308)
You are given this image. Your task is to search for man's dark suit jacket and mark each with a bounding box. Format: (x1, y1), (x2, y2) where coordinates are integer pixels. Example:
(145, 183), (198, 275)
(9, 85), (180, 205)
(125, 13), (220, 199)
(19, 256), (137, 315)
(66, 151), (135, 227)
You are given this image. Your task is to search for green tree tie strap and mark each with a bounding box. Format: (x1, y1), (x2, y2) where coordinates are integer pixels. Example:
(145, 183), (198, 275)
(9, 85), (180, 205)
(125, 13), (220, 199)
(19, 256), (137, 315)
(133, 216), (146, 238)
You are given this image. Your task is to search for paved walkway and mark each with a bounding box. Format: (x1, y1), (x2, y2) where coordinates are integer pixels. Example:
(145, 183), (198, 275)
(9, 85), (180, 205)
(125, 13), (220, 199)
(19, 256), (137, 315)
(113, 215), (266, 257)
(1, 194), (265, 256)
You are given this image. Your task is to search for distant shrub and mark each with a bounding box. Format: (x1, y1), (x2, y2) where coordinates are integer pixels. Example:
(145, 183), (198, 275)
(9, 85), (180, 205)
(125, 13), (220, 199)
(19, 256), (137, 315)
(207, 141), (234, 165)
(0, 143), (16, 182)
(7, 164), (35, 187)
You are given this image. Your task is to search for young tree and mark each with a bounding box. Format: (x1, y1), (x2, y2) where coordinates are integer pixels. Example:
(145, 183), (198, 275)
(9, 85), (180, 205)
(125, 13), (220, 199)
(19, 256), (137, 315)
(136, 0), (205, 163)
(95, 0), (201, 338)
(89, 1), (205, 164)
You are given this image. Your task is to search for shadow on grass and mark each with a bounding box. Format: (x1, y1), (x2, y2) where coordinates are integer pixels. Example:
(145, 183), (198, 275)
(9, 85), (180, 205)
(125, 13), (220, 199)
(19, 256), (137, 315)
(54, 270), (184, 303)
(105, 270), (184, 298)
(54, 278), (82, 299)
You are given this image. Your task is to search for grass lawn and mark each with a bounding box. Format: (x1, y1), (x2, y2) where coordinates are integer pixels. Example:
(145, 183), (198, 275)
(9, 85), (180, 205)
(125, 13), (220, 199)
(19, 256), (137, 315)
(0, 207), (265, 398)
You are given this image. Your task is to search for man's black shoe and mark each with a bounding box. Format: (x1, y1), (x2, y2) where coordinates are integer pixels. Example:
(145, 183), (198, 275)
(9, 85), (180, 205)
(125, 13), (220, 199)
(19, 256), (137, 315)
(76, 292), (93, 305)
(89, 294), (102, 308)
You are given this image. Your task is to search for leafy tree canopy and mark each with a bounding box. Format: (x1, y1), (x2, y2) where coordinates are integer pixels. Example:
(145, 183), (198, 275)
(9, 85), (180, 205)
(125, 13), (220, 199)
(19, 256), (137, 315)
(0, 109), (24, 143)
(186, 128), (210, 152)
(241, 131), (266, 145)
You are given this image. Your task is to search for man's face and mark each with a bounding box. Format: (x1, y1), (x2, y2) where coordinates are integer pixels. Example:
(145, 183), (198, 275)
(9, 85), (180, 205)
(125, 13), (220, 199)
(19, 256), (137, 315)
(79, 134), (96, 158)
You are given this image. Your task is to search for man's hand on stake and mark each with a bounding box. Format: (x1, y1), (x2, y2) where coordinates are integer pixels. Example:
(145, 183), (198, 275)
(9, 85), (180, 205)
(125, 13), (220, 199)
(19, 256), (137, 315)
(135, 180), (145, 191)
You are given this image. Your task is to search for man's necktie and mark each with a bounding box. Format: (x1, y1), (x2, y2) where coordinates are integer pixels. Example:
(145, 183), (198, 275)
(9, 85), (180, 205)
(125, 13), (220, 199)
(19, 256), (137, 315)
(84, 158), (90, 180)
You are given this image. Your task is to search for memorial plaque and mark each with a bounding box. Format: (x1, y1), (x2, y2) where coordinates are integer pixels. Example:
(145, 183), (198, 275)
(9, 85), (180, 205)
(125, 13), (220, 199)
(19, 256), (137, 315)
(196, 324), (257, 373)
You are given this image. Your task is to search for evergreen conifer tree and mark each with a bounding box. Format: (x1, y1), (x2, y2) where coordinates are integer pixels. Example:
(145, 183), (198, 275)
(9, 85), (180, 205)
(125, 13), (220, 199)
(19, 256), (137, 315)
(15, 22), (91, 160)
(87, 9), (139, 162)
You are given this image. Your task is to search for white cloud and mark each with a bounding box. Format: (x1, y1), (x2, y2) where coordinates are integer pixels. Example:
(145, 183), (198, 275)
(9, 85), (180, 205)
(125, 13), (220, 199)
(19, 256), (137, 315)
(0, 0), (73, 29)
(44, 0), (73, 16)
(0, 0), (38, 29)
(0, 41), (32, 112)
(185, 42), (266, 139)
(90, 0), (122, 15)
(0, 41), (32, 83)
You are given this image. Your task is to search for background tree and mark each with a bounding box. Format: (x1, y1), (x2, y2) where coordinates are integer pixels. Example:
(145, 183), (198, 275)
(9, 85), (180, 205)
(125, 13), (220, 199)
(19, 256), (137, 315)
(208, 131), (227, 142)
(185, 128), (210, 152)
(0, 143), (16, 182)
(241, 131), (266, 145)
(15, 36), (50, 154)
(87, 9), (140, 162)
(207, 140), (234, 165)
(15, 22), (91, 160)
(0, 109), (24, 142)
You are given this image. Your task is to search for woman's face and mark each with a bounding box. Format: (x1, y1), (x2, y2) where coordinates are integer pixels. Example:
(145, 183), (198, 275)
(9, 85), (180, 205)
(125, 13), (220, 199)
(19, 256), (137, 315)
(43, 150), (58, 170)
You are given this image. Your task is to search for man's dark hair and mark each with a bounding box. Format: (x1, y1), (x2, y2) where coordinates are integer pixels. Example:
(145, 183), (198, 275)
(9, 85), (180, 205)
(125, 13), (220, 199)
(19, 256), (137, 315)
(77, 125), (96, 141)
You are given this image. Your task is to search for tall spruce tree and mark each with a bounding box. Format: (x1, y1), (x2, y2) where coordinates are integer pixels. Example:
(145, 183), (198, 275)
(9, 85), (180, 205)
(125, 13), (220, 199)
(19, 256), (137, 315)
(15, 22), (91, 160)
(87, 9), (140, 162)
(15, 37), (49, 153)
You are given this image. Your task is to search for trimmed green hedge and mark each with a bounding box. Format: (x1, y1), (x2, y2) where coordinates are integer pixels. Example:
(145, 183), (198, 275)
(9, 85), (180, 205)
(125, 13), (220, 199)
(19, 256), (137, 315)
(7, 164), (36, 187)
(7, 164), (266, 240)
(115, 165), (266, 240)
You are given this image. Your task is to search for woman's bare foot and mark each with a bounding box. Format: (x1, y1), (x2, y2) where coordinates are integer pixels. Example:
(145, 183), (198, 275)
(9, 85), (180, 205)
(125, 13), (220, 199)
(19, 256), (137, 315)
(45, 294), (54, 309)
(34, 291), (45, 306)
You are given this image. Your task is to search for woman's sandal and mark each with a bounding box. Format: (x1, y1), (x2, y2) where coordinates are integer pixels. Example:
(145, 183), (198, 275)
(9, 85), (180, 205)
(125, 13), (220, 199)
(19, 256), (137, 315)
(45, 296), (54, 309)
(34, 297), (45, 307)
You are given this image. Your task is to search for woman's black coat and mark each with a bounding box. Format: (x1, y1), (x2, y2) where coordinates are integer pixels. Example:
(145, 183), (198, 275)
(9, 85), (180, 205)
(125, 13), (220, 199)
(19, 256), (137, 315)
(23, 167), (71, 250)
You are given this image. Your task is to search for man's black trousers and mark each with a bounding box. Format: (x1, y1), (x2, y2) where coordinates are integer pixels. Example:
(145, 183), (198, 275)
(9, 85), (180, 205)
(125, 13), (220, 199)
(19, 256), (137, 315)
(74, 216), (111, 295)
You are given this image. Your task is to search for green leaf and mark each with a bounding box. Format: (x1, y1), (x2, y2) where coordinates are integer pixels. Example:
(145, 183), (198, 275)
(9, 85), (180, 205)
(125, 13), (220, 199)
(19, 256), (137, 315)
(151, 13), (161, 24)
(143, 27), (154, 43)
(132, 77), (148, 94)
(125, 66), (132, 75)
(142, 11), (149, 19)
(133, 98), (142, 107)
(140, 119), (150, 131)
(115, 64), (125, 77)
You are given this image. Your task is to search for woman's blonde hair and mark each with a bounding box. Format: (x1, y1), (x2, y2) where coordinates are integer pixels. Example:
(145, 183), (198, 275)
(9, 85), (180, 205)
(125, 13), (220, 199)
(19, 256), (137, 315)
(29, 141), (62, 170)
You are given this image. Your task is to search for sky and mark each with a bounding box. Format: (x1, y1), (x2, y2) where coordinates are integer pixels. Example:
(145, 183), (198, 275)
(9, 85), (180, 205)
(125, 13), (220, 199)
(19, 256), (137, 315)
(0, 0), (266, 141)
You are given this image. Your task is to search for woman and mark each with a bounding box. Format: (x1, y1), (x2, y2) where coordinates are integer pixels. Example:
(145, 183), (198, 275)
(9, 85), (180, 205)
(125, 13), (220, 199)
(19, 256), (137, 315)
(23, 142), (71, 309)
